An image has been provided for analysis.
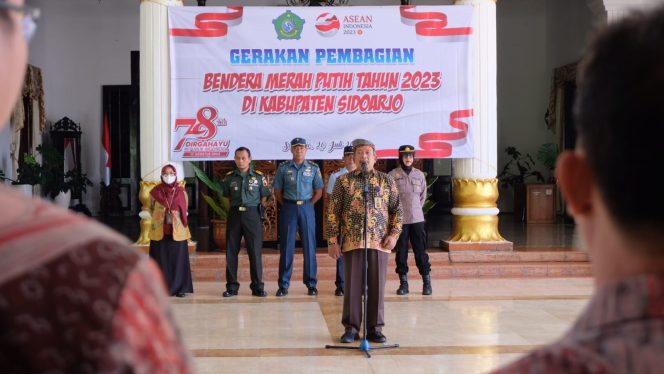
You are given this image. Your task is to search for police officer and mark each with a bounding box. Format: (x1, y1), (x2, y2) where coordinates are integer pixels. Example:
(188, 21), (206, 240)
(325, 145), (356, 296)
(222, 147), (271, 298)
(388, 145), (432, 295)
(273, 138), (324, 296)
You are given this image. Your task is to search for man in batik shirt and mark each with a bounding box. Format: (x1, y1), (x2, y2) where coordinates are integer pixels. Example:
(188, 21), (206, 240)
(327, 138), (402, 344)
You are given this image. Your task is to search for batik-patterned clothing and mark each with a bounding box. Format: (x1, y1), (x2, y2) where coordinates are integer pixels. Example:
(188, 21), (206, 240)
(327, 169), (403, 253)
(0, 185), (192, 373)
(492, 274), (664, 374)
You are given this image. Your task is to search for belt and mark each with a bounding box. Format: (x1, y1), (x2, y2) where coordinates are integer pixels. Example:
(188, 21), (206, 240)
(284, 199), (306, 205)
(231, 206), (254, 212)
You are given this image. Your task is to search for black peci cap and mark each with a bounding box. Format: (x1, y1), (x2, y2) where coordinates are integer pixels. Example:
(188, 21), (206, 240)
(351, 138), (375, 149)
(343, 145), (354, 155)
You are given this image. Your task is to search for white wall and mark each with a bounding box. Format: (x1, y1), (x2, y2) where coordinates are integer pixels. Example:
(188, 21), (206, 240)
(22, 0), (593, 214)
(28, 0), (140, 213)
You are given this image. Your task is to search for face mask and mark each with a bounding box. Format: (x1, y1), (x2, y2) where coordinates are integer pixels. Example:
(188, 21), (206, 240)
(162, 175), (176, 184)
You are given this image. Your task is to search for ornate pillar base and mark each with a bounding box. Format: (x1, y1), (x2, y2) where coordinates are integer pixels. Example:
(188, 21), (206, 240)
(444, 178), (513, 251)
(136, 180), (158, 245)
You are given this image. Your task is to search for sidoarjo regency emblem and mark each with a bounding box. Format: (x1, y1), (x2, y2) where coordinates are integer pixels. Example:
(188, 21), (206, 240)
(273, 10), (305, 40)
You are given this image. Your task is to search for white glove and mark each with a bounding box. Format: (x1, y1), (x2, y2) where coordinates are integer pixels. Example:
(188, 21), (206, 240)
(138, 210), (151, 219)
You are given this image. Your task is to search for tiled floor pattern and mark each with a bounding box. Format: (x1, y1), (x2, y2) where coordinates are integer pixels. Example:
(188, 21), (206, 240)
(172, 278), (594, 373)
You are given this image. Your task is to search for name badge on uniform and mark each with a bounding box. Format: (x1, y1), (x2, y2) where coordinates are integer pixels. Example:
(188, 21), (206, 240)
(249, 186), (253, 190)
(234, 186), (238, 191)
(290, 177), (295, 181)
(374, 197), (383, 209)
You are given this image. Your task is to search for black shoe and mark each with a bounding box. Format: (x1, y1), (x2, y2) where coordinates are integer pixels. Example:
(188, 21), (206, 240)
(367, 331), (387, 343)
(252, 290), (267, 297)
(276, 288), (288, 297)
(340, 331), (359, 343)
(307, 287), (318, 296)
(174, 292), (186, 298)
(222, 290), (238, 298)
(334, 287), (344, 296)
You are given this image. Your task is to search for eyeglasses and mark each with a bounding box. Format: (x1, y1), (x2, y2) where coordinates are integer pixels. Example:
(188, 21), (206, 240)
(0, 2), (41, 42)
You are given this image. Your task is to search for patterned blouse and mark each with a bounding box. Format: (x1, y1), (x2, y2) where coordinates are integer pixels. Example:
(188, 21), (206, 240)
(492, 273), (664, 374)
(327, 169), (403, 253)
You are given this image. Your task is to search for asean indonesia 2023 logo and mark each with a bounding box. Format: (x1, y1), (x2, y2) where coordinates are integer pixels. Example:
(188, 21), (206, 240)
(273, 10), (305, 40)
(315, 12), (340, 37)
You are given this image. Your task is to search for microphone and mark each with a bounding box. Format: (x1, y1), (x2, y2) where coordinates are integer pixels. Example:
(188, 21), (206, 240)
(360, 161), (368, 176)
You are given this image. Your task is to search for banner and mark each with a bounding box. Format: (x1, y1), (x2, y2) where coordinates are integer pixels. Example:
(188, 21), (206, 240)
(168, 6), (473, 160)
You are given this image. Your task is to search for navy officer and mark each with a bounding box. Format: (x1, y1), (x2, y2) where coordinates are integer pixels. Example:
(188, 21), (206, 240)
(273, 138), (324, 296)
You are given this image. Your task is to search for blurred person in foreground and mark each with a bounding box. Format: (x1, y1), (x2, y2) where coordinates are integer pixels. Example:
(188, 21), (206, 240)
(493, 6), (664, 373)
(0, 1), (192, 372)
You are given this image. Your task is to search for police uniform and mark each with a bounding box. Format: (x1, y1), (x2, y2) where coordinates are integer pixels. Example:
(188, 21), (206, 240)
(388, 145), (432, 296)
(222, 168), (271, 297)
(273, 138), (324, 295)
(325, 145), (356, 296)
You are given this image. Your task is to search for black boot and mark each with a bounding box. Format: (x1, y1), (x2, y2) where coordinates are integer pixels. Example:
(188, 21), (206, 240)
(396, 274), (409, 295)
(422, 274), (432, 295)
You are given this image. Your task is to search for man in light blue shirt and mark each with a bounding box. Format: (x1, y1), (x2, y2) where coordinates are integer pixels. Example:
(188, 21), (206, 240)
(325, 145), (356, 296)
(273, 138), (324, 296)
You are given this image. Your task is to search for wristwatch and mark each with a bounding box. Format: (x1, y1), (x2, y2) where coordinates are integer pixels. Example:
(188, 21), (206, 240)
(328, 237), (337, 245)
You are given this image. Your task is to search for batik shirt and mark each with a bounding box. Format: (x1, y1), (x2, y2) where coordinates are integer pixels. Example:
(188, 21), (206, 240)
(492, 273), (664, 374)
(327, 169), (403, 253)
(0, 185), (192, 373)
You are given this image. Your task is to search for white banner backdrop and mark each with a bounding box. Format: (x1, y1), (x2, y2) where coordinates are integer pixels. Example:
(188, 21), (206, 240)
(168, 6), (474, 160)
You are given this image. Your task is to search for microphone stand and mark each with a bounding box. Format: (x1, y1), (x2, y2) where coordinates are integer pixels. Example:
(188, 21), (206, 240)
(325, 163), (399, 358)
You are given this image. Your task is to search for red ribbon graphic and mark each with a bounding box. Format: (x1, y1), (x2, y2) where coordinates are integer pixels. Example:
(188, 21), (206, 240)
(400, 6), (472, 38)
(170, 7), (243, 38)
(376, 109), (473, 158)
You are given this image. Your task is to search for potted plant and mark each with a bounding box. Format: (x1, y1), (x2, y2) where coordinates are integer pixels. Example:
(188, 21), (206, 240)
(191, 162), (229, 251)
(13, 152), (42, 196)
(498, 146), (545, 221)
(65, 169), (93, 215)
(537, 142), (559, 183)
(38, 143), (69, 204)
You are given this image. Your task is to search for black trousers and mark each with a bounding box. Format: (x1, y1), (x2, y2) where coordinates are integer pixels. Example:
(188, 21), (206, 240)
(225, 206), (264, 292)
(395, 221), (431, 276)
(342, 249), (388, 334)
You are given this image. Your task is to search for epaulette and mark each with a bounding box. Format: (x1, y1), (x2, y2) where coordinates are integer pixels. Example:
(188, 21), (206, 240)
(278, 160), (290, 167)
(225, 170), (234, 175)
(306, 160), (319, 168)
(255, 170), (264, 175)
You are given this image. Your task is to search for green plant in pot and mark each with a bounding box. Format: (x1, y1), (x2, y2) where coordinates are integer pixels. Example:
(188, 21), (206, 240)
(14, 152), (42, 186)
(537, 142), (559, 183)
(38, 143), (67, 199)
(498, 146), (545, 189)
(422, 172), (439, 216)
(190, 162), (229, 251)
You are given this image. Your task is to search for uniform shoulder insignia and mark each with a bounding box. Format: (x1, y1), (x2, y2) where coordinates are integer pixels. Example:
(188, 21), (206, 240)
(255, 170), (264, 175)
(278, 160), (289, 167)
(225, 170), (234, 175)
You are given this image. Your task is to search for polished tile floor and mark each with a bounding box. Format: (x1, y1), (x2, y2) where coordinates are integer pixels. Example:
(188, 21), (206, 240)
(99, 213), (589, 372)
(172, 277), (594, 373)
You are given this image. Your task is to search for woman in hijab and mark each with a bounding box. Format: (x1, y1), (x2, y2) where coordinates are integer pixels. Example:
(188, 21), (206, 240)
(147, 164), (193, 297)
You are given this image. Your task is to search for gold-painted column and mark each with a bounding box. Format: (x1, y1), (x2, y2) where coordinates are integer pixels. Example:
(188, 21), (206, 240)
(445, 0), (512, 251)
(137, 0), (185, 246)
